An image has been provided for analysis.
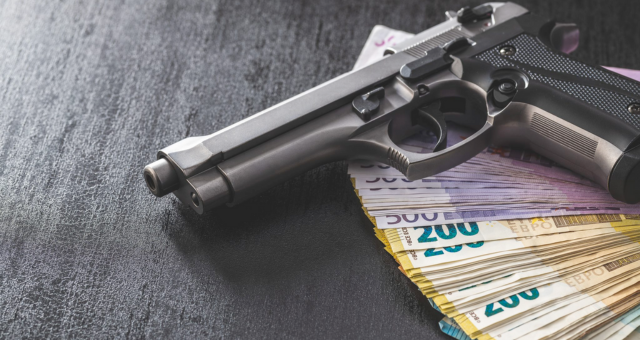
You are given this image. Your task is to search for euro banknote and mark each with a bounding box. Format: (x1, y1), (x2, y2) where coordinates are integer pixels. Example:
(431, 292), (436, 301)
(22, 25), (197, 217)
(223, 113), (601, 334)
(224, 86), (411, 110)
(397, 229), (640, 271)
(455, 255), (640, 337)
(585, 305), (640, 340)
(432, 244), (640, 315)
(405, 232), (640, 301)
(370, 203), (640, 338)
(383, 214), (640, 252)
(371, 210), (640, 339)
(354, 25), (640, 340)
(372, 207), (640, 228)
(492, 280), (640, 340)
(440, 316), (473, 340)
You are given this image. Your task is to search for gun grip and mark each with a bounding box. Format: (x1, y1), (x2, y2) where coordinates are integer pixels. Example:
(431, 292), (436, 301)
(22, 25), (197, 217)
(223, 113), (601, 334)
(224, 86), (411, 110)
(609, 146), (640, 204)
(468, 29), (640, 203)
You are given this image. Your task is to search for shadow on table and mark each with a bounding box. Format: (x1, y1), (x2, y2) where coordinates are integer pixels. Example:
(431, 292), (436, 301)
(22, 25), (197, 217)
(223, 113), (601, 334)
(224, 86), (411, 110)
(157, 163), (443, 330)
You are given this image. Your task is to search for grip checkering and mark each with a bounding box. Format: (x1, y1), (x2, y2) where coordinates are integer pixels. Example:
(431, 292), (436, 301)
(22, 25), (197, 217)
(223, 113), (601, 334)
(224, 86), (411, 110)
(475, 34), (640, 129)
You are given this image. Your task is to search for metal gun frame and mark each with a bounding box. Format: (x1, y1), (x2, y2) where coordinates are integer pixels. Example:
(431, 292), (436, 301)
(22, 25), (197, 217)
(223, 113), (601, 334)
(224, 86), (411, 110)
(144, 2), (640, 213)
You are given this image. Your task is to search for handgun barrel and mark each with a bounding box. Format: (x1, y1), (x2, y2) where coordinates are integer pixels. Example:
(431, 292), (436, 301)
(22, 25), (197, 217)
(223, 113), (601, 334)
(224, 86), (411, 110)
(143, 52), (413, 213)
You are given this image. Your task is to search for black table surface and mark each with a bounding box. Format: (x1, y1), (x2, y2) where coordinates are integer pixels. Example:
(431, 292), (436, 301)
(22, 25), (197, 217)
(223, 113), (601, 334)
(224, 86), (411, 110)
(1, 0), (639, 338)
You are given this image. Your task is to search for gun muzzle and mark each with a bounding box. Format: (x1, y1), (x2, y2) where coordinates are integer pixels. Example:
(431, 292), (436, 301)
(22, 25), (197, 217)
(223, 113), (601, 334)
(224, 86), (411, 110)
(144, 158), (231, 212)
(144, 158), (179, 197)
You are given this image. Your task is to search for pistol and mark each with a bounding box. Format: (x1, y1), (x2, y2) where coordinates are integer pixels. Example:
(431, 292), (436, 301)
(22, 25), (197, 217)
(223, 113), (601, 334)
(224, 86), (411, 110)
(143, 2), (640, 214)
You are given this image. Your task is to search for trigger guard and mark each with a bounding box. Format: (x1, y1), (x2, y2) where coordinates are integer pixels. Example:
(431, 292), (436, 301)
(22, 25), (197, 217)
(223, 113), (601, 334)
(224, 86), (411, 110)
(347, 120), (494, 180)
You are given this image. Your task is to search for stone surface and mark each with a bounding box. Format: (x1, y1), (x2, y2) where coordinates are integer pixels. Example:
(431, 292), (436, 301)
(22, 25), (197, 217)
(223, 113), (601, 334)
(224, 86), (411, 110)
(0, 0), (638, 338)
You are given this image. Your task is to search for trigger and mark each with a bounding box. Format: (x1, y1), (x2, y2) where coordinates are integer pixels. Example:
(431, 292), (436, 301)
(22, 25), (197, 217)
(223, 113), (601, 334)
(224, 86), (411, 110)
(412, 101), (448, 152)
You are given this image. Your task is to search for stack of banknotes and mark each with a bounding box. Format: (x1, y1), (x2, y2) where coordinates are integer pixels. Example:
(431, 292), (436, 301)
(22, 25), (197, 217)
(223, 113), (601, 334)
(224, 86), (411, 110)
(353, 26), (640, 340)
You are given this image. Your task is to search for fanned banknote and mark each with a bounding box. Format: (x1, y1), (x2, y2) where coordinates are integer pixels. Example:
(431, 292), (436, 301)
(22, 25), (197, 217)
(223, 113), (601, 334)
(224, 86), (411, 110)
(354, 25), (640, 340)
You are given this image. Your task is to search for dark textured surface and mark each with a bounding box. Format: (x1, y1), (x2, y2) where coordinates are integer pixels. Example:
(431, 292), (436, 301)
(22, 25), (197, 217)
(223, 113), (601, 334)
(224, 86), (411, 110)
(0, 0), (638, 339)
